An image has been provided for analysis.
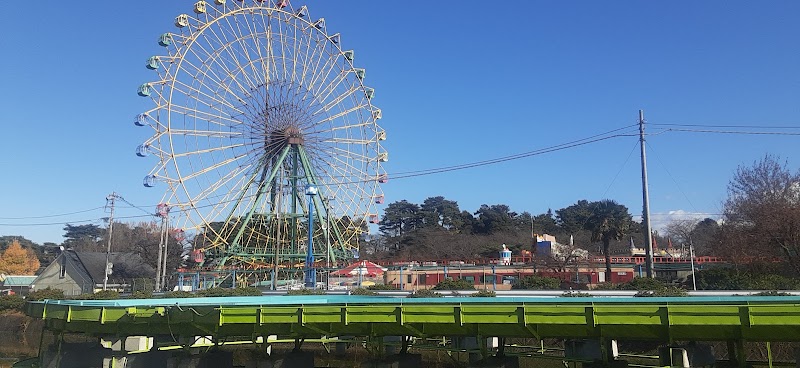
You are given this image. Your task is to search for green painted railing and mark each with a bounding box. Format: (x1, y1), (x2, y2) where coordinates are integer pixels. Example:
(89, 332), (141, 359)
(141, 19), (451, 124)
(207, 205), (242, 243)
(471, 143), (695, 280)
(27, 295), (800, 342)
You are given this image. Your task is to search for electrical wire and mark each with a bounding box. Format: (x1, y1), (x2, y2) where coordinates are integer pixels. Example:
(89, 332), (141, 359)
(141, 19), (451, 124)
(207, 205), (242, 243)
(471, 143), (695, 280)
(650, 123), (800, 129)
(645, 141), (700, 214)
(0, 215), (155, 227)
(660, 128), (800, 136)
(389, 124), (639, 176)
(0, 207), (105, 220)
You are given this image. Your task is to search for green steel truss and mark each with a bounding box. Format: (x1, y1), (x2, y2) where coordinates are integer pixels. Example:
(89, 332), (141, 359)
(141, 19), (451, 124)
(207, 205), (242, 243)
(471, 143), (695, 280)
(28, 296), (800, 343)
(209, 143), (349, 274)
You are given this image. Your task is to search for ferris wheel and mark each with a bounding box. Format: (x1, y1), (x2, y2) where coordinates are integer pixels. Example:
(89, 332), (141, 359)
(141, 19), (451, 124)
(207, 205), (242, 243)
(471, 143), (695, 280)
(134, 0), (386, 269)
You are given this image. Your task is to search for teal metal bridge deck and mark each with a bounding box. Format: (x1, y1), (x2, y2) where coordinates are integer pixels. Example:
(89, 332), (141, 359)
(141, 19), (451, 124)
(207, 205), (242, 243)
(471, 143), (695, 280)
(29, 295), (800, 343)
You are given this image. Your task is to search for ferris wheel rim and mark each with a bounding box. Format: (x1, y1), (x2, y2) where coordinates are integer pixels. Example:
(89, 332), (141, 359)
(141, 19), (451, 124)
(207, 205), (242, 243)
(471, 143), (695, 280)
(136, 1), (386, 252)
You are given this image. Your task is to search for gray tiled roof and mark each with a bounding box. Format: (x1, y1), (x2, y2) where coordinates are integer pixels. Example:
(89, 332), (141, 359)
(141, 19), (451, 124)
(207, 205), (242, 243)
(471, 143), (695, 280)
(65, 251), (155, 283)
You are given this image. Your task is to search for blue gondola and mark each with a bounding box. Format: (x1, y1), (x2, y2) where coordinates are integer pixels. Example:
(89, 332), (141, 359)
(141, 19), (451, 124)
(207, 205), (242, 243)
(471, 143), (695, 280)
(354, 68), (365, 80)
(329, 33), (340, 44)
(158, 33), (172, 47)
(143, 175), (156, 188)
(136, 144), (149, 157)
(134, 113), (149, 126)
(146, 56), (160, 70)
(137, 83), (152, 97)
(296, 6), (307, 17)
(313, 18), (325, 30)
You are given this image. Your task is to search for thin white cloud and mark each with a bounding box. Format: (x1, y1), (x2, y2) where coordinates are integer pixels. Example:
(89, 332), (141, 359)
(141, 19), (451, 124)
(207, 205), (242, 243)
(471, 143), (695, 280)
(634, 210), (720, 232)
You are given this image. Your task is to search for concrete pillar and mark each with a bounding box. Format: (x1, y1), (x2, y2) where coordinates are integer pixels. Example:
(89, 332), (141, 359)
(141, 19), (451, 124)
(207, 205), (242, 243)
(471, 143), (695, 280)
(658, 347), (690, 368)
(266, 351), (315, 368)
(166, 350), (232, 368)
(384, 336), (402, 355)
(360, 353), (422, 368)
(794, 347), (800, 368)
(454, 337), (498, 364)
(467, 356), (520, 368)
(335, 336), (354, 355)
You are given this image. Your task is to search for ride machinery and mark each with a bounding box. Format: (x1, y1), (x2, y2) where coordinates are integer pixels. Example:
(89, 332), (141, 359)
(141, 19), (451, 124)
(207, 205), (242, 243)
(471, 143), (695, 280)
(134, 0), (387, 287)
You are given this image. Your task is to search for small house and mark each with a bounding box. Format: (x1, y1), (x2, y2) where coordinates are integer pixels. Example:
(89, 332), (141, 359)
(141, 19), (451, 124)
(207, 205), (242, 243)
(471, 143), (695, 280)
(31, 250), (155, 296)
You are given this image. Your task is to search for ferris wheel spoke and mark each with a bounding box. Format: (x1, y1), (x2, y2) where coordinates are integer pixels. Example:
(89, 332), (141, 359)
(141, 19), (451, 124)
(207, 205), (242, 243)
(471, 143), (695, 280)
(225, 11), (268, 87)
(191, 164), (253, 218)
(181, 42), (254, 104)
(171, 79), (246, 115)
(313, 71), (354, 109)
(168, 128), (244, 138)
(310, 103), (366, 127)
(312, 85), (361, 115)
(172, 142), (248, 158)
(178, 151), (251, 182)
(198, 25), (258, 96)
(306, 50), (339, 99)
(168, 104), (243, 127)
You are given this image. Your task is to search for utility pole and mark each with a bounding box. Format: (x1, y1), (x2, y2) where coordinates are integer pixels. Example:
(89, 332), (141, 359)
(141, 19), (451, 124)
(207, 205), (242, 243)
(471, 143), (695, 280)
(155, 204), (170, 292)
(639, 110), (655, 278)
(103, 193), (118, 291)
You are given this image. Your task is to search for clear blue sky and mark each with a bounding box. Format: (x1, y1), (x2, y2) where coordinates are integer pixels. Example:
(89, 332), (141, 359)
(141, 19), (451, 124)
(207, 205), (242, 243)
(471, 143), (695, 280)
(0, 1), (798, 245)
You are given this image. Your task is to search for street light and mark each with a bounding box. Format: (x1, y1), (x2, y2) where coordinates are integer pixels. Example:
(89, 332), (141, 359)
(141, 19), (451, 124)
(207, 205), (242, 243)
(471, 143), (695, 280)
(304, 185), (318, 289)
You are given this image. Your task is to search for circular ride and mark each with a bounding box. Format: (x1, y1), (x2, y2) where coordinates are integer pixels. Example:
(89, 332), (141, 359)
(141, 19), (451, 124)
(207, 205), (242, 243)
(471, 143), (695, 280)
(134, 0), (386, 285)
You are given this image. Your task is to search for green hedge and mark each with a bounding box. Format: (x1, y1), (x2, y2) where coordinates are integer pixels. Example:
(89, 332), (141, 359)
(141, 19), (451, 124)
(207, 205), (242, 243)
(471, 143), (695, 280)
(0, 295), (25, 312)
(26, 288), (65, 301)
(432, 279), (475, 290)
(512, 275), (561, 290)
(407, 289), (442, 298)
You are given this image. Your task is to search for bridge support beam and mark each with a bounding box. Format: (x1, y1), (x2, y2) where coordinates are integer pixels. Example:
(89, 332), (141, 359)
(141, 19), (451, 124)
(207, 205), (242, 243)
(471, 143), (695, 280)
(360, 354), (422, 368)
(727, 340), (747, 368)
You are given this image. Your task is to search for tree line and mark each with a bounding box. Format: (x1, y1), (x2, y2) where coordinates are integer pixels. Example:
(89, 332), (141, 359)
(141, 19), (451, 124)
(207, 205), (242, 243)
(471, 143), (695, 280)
(369, 155), (799, 277)
(0, 221), (183, 277)
(2, 155), (798, 279)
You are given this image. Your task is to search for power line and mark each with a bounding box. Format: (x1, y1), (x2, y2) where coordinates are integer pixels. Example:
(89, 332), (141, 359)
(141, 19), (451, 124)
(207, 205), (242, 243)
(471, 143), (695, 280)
(650, 123), (800, 129)
(659, 128), (800, 136)
(0, 207), (105, 220)
(0, 214), (155, 227)
(389, 124), (639, 176)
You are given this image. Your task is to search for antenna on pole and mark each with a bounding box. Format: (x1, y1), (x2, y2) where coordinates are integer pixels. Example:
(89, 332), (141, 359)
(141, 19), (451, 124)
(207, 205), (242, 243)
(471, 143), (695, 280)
(639, 110), (655, 278)
(103, 193), (119, 291)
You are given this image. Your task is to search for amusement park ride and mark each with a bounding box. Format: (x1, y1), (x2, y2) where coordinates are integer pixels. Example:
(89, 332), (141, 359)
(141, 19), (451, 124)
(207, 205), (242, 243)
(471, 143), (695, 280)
(133, 0), (386, 288)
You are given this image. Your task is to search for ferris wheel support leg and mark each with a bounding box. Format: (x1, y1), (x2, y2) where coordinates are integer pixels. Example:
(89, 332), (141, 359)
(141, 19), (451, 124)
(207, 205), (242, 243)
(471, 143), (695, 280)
(296, 146), (349, 264)
(228, 146), (292, 255)
(290, 146), (300, 255)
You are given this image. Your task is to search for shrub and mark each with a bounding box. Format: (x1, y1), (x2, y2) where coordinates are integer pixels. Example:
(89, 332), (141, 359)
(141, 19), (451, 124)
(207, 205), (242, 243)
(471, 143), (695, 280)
(197, 287), (262, 297)
(693, 268), (800, 290)
(163, 290), (195, 298)
(26, 288), (65, 301)
(471, 290), (496, 297)
(286, 289), (326, 295)
(432, 279), (475, 291)
(76, 290), (120, 300)
(0, 295), (25, 311)
(752, 290), (794, 296)
(617, 277), (669, 291)
(367, 284), (398, 290)
(593, 282), (620, 290)
(351, 288), (378, 296)
(512, 275), (561, 290)
(634, 286), (688, 297)
(128, 290), (153, 299)
(561, 291), (592, 297)
(407, 289), (442, 298)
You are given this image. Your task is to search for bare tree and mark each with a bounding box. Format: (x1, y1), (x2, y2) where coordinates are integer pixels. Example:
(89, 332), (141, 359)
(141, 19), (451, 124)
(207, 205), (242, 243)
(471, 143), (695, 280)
(720, 155), (800, 273)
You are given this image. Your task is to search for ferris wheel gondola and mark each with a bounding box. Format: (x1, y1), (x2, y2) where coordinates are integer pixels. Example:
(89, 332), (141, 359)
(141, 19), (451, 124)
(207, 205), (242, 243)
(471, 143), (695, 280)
(133, 0), (386, 270)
